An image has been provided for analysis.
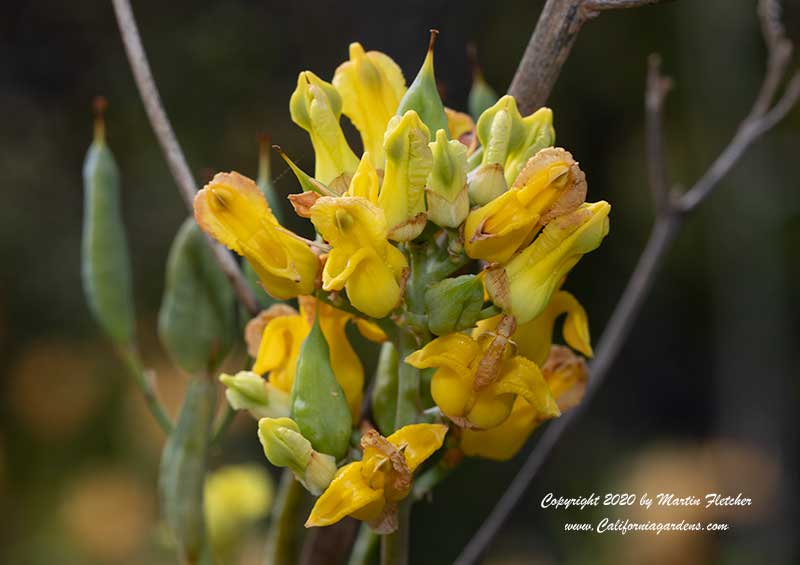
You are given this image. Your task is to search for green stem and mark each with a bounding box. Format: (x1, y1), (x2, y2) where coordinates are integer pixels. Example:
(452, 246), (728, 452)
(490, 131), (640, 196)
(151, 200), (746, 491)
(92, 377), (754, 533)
(118, 344), (173, 433)
(347, 524), (379, 565)
(210, 402), (236, 445)
(380, 501), (410, 565)
(394, 330), (420, 429)
(264, 471), (305, 565)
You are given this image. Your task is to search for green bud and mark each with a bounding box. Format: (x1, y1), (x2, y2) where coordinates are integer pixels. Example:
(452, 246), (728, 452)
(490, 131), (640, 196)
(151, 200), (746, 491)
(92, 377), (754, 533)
(396, 30), (448, 141)
(425, 275), (485, 336)
(426, 129), (469, 228)
(258, 417), (337, 495)
(158, 219), (236, 374)
(371, 342), (399, 436)
(159, 377), (216, 563)
(220, 371), (290, 420)
(467, 162), (507, 206)
(81, 99), (135, 345)
(273, 145), (335, 196)
(467, 63), (499, 122)
(290, 317), (352, 459)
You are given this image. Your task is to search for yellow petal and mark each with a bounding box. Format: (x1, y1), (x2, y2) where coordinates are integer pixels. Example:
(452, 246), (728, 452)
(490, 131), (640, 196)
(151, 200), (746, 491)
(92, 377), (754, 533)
(333, 42), (406, 167)
(355, 318), (388, 343)
(345, 251), (403, 318)
(460, 398), (540, 461)
(430, 367), (474, 422)
(495, 356), (560, 419)
(553, 292), (593, 358)
(305, 462), (385, 528)
(405, 333), (480, 373)
(311, 195), (388, 251)
(379, 111), (432, 241)
(347, 153), (381, 204)
(252, 314), (310, 393)
(386, 423), (448, 472)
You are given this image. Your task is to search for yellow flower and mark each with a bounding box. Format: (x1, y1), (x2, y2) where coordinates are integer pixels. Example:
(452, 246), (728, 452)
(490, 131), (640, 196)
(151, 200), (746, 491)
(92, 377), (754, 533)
(405, 330), (560, 430)
(194, 172), (319, 300)
(426, 129), (469, 228)
(485, 201), (610, 325)
(346, 153), (381, 205)
(475, 290), (592, 367)
(378, 110), (433, 241)
(310, 196), (408, 318)
(333, 42), (406, 168)
(290, 71), (359, 189)
(460, 346), (588, 460)
(250, 298), (369, 419)
(464, 148), (587, 264)
(306, 424), (447, 532)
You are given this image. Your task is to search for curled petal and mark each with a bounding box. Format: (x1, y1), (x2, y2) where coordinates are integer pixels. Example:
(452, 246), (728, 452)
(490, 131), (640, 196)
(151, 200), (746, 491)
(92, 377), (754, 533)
(460, 398), (539, 461)
(386, 423), (448, 472)
(306, 462), (385, 528)
(495, 356), (560, 419)
(345, 250), (404, 318)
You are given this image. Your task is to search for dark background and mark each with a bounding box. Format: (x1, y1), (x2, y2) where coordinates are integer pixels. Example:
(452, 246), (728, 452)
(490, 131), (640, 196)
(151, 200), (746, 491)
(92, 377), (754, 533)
(1, 0), (798, 563)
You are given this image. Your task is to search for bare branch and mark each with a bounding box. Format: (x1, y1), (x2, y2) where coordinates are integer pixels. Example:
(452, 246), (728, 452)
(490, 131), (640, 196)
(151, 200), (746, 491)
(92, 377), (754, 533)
(508, 0), (671, 114)
(457, 3), (799, 562)
(111, 0), (259, 316)
(645, 54), (673, 214)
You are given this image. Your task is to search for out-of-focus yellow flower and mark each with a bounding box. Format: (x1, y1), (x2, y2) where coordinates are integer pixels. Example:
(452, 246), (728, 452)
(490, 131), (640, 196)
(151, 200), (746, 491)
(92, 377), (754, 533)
(290, 71), (360, 188)
(204, 465), (273, 557)
(445, 107), (476, 147)
(378, 110), (433, 241)
(258, 417), (337, 495)
(333, 42), (406, 168)
(306, 424), (447, 532)
(310, 196), (408, 318)
(249, 298), (369, 419)
(426, 129), (469, 228)
(460, 345), (587, 460)
(346, 153), (381, 205)
(486, 201), (610, 325)
(464, 148), (586, 264)
(475, 290), (592, 367)
(194, 172), (319, 299)
(405, 331), (560, 430)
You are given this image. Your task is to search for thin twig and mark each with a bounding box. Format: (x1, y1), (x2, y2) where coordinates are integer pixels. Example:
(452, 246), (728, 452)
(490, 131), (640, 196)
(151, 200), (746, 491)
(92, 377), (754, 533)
(110, 0), (259, 316)
(119, 345), (173, 433)
(507, 0), (671, 114)
(456, 2), (799, 562)
(645, 54), (673, 215)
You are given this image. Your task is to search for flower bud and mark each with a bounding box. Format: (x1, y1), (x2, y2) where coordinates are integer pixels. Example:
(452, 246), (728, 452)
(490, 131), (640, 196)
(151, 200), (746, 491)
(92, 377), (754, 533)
(464, 148), (587, 264)
(396, 30), (449, 141)
(258, 417), (337, 495)
(505, 107), (555, 185)
(289, 71), (359, 185)
(485, 201), (611, 324)
(424, 275), (484, 336)
(379, 111), (433, 241)
(219, 371), (290, 420)
(333, 42), (406, 167)
(346, 152), (381, 204)
(426, 129), (469, 228)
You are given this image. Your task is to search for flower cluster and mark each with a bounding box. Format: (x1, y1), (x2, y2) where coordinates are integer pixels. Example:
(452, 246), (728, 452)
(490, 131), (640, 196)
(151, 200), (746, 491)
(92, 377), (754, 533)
(195, 33), (610, 533)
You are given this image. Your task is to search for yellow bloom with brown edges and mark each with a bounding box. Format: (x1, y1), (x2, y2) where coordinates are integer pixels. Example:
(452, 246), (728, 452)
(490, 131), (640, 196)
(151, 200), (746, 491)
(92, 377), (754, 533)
(486, 201), (610, 325)
(306, 424), (447, 533)
(461, 346), (588, 460)
(333, 42), (406, 167)
(310, 196), (408, 318)
(250, 298), (372, 419)
(464, 148), (587, 264)
(405, 331), (560, 430)
(194, 172), (319, 300)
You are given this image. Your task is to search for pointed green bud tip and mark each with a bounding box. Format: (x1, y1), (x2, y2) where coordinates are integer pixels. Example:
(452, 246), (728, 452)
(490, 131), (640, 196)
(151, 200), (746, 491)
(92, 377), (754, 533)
(396, 29), (448, 141)
(272, 145), (333, 196)
(425, 274), (485, 336)
(257, 417), (336, 495)
(220, 371), (290, 420)
(426, 128), (469, 227)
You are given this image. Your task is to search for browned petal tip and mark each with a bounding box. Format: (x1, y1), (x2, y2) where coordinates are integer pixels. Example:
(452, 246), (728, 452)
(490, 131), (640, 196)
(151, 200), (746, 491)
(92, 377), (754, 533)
(258, 132), (270, 148)
(92, 96), (107, 117)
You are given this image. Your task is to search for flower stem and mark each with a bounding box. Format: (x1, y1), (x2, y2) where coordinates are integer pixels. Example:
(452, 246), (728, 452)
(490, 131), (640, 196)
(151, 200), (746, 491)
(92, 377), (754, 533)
(118, 344), (173, 434)
(347, 524), (379, 565)
(263, 472), (305, 565)
(380, 501), (411, 565)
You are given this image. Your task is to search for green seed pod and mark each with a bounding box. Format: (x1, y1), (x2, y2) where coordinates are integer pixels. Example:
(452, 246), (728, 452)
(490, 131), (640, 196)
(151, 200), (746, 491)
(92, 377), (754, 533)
(159, 377), (216, 563)
(425, 275), (485, 336)
(290, 316), (352, 459)
(396, 30), (449, 141)
(81, 98), (135, 345)
(371, 341), (399, 436)
(158, 219), (236, 374)
(467, 49), (499, 122)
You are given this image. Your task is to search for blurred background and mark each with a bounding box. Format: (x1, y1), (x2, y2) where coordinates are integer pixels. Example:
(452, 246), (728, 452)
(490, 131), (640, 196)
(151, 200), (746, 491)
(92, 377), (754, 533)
(1, 0), (798, 563)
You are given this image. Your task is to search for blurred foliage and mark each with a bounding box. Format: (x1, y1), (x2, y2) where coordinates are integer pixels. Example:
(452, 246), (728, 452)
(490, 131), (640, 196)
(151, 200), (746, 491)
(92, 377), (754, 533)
(1, 0), (798, 563)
